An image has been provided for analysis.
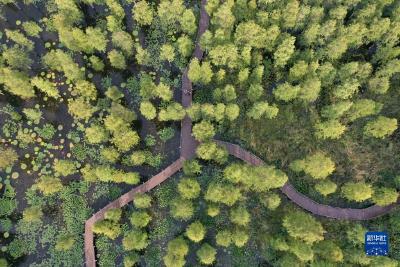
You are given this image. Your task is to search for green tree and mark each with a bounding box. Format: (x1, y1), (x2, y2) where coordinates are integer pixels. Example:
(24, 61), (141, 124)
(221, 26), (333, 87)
(192, 121), (215, 141)
(273, 82), (300, 102)
(188, 59), (213, 84)
(230, 205), (250, 226)
(23, 108), (42, 124)
(112, 130), (140, 152)
(130, 151), (147, 166)
(177, 178), (201, 199)
(315, 180), (337, 196)
(183, 160), (202, 175)
(108, 49), (126, 69)
(31, 76), (59, 98)
(196, 141), (228, 164)
(196, 243), (216, 265)
(247, 102), (279, 119)
(216, 229), (232, 247)
(205, 182), (242, 206)
(53, 159), (77, 176)
(290, 152), (335, 179)
(130, 211), (151, 228)
(158, 102), (185, 121)
(23, 206), (43, 222)
(122, 230), (149, 251)
(372, 187), (398, 206)
(89, 55), (105, 71)
(155, 82), (173, 101)
(347, 99), (382, 121)
(288, 239), (314, 262)
(180, 9), (196, 34)
(104, 208), (122, 222)
(133, 0), (153, 25)
(36, 175), (63, 195)
(105, 86), (124, 101)
(177, 35), (193, 57)
(231, 228), (249, 247)
(163, 237), (188, 267)
(55, 235), (75, 251)
(259, 192), (281, 210)
(160, 44), (175, 62)
(85, 124), (109, 144)
(140, 101), (157, 120)
(364, 116), (397, 138)
(321, 101), (353, 120)
(234, 21), (268, 48)
(0, 147), (18, 170)
(314, 120), (346, 139)
(133, 193), (152, 209)
(74, 80), (97, 100)
(101, 147), (120, 163)
(185, 221), (206, 242)
(0, 67), (35, 99)
(342, 182), (373, 202)
(112, 31), (134, 56)
(22, 21), (42, 37)
(225, 103), (240, 121)
(274, 35), (296, 68)
(283, 211), (325, 244)
(314, 240), (343, 262)
(68, 97), (96, 120)
(170, 197), (194, 221)
(123, 252), (139, 267)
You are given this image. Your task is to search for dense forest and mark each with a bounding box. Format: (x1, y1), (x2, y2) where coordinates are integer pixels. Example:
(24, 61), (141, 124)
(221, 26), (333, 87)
(0, 0), (399, 266)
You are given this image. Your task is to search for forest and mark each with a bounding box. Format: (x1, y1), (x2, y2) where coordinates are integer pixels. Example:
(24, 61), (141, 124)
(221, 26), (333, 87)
(0, 0), (400, 266)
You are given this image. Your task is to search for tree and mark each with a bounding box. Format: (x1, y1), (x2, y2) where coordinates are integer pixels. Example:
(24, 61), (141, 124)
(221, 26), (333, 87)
(247, 102), (279, 119)
(105, 86), (124, 101)
(170, 197), (194, 221)
(89, 55), (104, 71)
(36, 175), (63, 195)
(196, 243), (216, 265)
(273, 82), (300, 102)
(372, 187), (398, 206)
(163, 237), (188, 267)
(123, 252), (139, 267)
(0, 67), (35, 99)
(259, 192), (281, 210)
(315, 180), (337, 196)
(196, 142), (228, 164)
(31, 76), (60, 98)
(68, 97), (96, 120)
(133, 193), (152, 209)
(178, 178), (201, 199)
(225, 103), (240, 121)
(22, 21), (42, 37)
(342, 182), (373, 202)
(234, 21), (268, 48)
(55, 235), (75, 251)
(288, 239), (314, 262)
(230, 205), (250, 226)
(133, 0), (153, 26)
(2, 46), (32, 70)
(42, 49), (84, 81)
(140, 101), (157, 120)
(274, 35), (296, 68)
(347, 99), (382, 121)
(93, 220), (121, 239)
(158, 102), (185, 121)
(177, 35), (193, 57)
(183, 160), (202, 175)
(85, 124), (109, 144)
(180, 9), (196, 34)
(74, 80), (97, 100)
(188, 59), (213, 84)
(209, 44), (239, 68)
(23, 108), (42, 124)
(283, 211), (325, 244)
(122, 230), (149, 251)
(290, 152), (335, 179)
(23, 206), (43, 222)
(247, 83), (264, 102)
(314, 240), (343, 262)
(112, 130), (140, 152)
(205, 182), (242, 206)
(0, 147), (18, 170)
(101, 147), (120, 163)
(105, 208), (122, 222)
(130, 151), (147, 165)
(364, 116), (397, 138)
(207, 203), (220, 217)
(186, 221), (206, 242)
(160, 44), (175, 62)
(112, 31), (134, 56)
(321, 101), (353, 120)
(298, 77), (321, 102)
(53, 159), (77, 176)
(231, 228), (249, 247)
(130, 211), (151, 228)
(192, 121), (215, 142)
(314, 120), (346, 139)
(155, 82), (173, 101)
(108, 49), (126, 69)
(216, 229), (232, 247)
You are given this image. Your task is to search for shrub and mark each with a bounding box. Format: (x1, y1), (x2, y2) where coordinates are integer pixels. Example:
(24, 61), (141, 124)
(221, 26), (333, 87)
(122, 230), (149, 251)
(196, 243), (216, 265)
(185, 221), (205, 242)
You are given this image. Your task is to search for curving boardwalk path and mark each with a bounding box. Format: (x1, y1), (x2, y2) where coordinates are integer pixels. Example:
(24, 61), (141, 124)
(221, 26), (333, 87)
(84, 0), (399, 265)
(215, 140), (400, 220)
(84, 0), (209, 266)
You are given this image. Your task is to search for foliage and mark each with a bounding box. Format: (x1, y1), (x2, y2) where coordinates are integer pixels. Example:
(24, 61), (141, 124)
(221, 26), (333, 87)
(53, 159), (77, 176)
(123, 230), (149, 251)
(290, 152), (335, 180)
(185, 221), (206, 242)
(177, 177), (201, 199)
(341, 182), (373, 202)
(364, 116), (398, 138)
(196, 243), (216, 265)
(36, 175), (63, 195)
(0, 146), (18, 170)
(283, 211), (325, 244)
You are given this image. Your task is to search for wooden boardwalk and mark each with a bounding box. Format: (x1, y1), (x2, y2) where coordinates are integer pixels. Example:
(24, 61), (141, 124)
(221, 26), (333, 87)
(215, 140), (400, 220)
(84, 0), (399, 265)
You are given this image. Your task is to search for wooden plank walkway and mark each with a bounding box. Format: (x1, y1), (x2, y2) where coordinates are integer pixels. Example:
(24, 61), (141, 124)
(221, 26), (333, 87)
(84, 158), (184, 267)
(215, 140), (400, 220)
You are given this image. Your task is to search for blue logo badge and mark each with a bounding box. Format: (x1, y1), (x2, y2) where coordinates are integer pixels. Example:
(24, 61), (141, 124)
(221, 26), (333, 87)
(365, 232), (389, 256)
